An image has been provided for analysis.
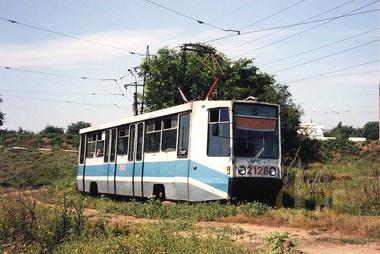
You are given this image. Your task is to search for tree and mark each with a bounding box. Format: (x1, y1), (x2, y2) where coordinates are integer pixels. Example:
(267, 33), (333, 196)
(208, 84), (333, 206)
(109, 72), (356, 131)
(0, 97), (5, 126)
(139, 45), (303, 162)
(66, 121), (91, 135)
(324, 122), (356, 139)
(40, 124), (64, 134)
(362, 121), (379, 140)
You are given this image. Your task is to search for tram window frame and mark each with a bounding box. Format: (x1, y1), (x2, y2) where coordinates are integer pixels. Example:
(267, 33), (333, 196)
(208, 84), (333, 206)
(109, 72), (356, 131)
(145, 119), (161, 153)
(207, 108), (230, 157)
(117, 125), (129, 155)
(177, 113), (190, 158)
(86, 131), (104, 158)
(79, 134), (86, 164)
(161, 114), (178, 152)
(128, 125), (136, 162)
(136, 123), (144, 161)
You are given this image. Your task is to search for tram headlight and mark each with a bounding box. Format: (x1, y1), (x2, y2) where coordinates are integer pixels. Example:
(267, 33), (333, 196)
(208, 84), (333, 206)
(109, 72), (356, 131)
(269, 167), (276, 176)
(238, 166), (246, 175)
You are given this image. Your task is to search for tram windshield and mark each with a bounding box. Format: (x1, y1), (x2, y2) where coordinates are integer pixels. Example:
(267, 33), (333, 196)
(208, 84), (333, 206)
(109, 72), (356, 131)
(234, 103), (279, 159)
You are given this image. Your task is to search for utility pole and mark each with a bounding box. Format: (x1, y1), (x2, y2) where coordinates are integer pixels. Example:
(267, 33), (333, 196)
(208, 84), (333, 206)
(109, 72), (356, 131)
(125, 69), (143, 116)
(378, 81), (380, 140)
(141, 45), (149, 114)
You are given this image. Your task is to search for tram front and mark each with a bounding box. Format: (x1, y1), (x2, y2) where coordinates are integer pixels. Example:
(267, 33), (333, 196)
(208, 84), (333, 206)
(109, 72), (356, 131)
(229, 101), (282, 203)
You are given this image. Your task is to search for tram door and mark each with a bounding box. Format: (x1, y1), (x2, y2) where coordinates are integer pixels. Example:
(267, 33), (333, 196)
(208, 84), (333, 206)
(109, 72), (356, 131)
(130, 122), (145, 197)
(105, 128), (117, 194)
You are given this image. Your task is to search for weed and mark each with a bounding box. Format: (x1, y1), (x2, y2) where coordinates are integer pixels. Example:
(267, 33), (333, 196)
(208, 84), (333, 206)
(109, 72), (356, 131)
(258, 232), (298, 254)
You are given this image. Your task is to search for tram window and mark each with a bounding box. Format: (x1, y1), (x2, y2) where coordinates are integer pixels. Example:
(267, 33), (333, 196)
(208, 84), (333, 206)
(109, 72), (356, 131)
(86, 131), (102, 158)
(209, 109), (219, 123)
(145, 120), (161, 153)
(96, 140), (105, 157)
(104, 130), (110, 162)
(177, 113), (190, 158)
(162, 115), (177, 152)
(110, 129), (116, 162)
(128, 125), (136, 161)
(207, 108), (230, 157)
(79, 135), (85, 164)
(118, 126), (129, 155)
(136, 123), (144, 161)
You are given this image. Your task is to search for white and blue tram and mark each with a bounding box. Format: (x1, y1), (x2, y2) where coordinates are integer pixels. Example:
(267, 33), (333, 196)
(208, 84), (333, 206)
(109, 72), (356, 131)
(77, 100), (282, 202)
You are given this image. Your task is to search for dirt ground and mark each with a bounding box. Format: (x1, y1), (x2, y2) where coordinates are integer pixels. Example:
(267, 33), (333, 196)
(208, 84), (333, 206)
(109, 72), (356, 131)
(2, 189), (380, 254)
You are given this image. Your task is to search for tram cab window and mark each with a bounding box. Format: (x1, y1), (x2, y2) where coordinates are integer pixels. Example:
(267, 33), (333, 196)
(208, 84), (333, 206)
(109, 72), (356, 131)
(207, 108), (230, 157)
(86, 131), (104, 158)
(145, 120), (161, 153)
(118, 125), (129, 155)
(162, 115), (178, 152)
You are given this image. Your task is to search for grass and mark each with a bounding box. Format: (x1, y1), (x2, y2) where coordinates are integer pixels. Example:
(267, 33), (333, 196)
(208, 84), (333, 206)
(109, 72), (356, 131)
(0, 148), (77, 188)
(1, 141), (380, 252)
(0, 195), (248, 254)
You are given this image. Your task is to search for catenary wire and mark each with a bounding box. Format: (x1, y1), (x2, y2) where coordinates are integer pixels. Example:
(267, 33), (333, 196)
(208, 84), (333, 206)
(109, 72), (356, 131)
(279, 59), (380, 84)
(231, 0), (379, 59)
(273, 39), (379, 73)
(0, 16), (145, 56)
(239, 0), (307, 30)
(143, 0), (239, 34)
(204, 7), (379, 44)
(225, 0), (357, 52)
(261, 27), (379, 66)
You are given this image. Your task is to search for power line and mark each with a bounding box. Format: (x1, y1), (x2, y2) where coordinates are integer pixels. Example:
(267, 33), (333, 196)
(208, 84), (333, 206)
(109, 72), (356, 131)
(205, 7), (379, 44)
(1, 65), (133, 100)
(0, 94), (130, 108)
(0, 89), (125, 96)
(208, 0), (257, 22)
(1, 65), (118, 81)
(239, 0), (307, 30)
(225, 0), (357, 52)
(280, 59), (380, 84)
(143, 0), (239, 34)
(301, 70), (380, 80)
(261, 26), (379, 66)
(231, 0), (379, 59)
(274, 39), (379, 73)
(0, 16), (145, 56)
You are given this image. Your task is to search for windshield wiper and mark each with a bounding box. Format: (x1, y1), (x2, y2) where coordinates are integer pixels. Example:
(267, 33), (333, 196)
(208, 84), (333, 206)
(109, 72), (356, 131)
(250, 138), (265, 164)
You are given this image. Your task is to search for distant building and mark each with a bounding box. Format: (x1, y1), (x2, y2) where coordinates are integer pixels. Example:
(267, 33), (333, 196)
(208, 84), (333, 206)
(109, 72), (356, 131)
(298, 122), (336, 141)
(348, 137), (366, 142)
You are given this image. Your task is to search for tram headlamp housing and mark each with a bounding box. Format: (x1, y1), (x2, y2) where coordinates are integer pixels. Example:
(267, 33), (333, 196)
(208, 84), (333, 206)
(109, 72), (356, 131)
(238, 165), (246, 175)
(269, 167), (276, 176)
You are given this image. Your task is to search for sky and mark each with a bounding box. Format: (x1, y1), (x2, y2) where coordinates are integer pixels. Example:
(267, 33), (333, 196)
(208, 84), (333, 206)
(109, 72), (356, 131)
(0, 0), (379, 132)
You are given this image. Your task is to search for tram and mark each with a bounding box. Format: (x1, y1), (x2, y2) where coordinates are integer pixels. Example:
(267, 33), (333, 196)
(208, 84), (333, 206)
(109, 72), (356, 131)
(77, 99), (282, 202)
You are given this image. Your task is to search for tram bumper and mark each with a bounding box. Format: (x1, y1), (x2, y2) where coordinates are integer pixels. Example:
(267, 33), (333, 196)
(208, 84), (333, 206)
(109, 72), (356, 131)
(228, 177), (283, 204)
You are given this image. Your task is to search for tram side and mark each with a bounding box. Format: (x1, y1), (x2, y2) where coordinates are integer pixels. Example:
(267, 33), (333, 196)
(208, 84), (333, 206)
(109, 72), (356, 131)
(76, 101), (233, 201)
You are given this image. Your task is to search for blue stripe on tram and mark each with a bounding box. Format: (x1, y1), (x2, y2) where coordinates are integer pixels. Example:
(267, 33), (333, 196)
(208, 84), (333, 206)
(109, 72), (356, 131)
(78, 160), (228, 193)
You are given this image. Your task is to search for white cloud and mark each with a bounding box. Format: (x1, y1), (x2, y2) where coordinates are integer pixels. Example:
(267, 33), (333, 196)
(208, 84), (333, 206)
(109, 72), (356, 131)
(0, 27), (294, 68)
(0, 29), (184, 67)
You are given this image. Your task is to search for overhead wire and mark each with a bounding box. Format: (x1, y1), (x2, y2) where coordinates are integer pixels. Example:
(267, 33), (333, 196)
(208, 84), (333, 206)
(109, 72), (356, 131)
(0, 16), (145, 56)
(261, 26), (379, 66)
(143, 0), (240, 34)
(1, 65), (118, 81)
(0, 89), (125, 96)
(273, 39), (380, 73)
(225, 0), (357, 52)
(204, 7), (379, 44)
(1, 65), (133, 101)
(0, 94), (130, 109)
(238, 0), (307, 30)
(231, 0), (379, 59)
(280, 59), (380, 84)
